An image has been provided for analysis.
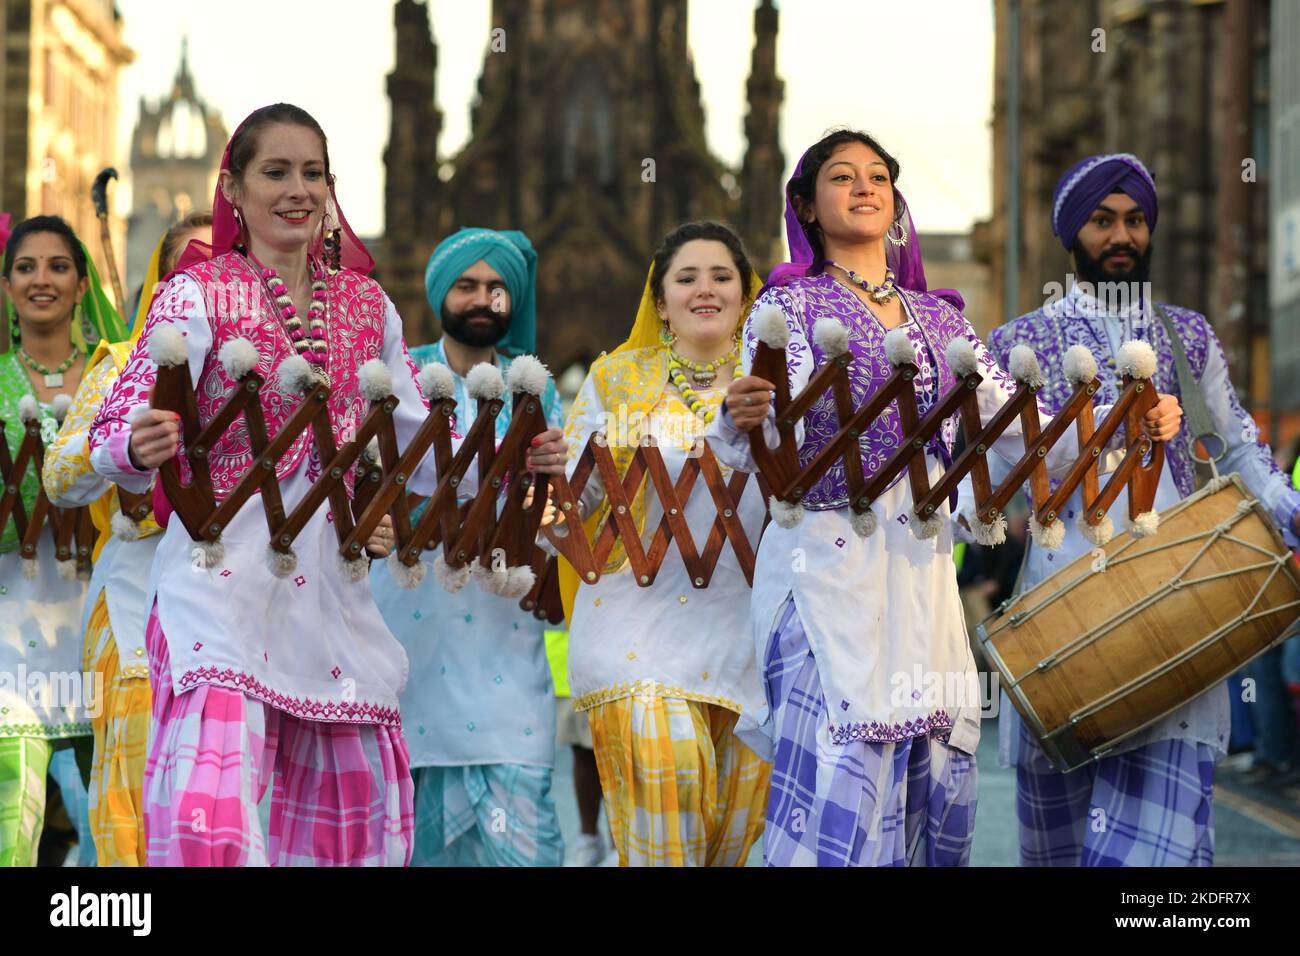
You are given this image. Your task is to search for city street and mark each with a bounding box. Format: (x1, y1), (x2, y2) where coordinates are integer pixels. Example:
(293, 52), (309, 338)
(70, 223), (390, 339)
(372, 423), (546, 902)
(552, 714), (1300, 866)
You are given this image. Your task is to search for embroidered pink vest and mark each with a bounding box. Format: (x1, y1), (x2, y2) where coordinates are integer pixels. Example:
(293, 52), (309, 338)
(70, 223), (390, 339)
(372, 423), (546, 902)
(178, 252), (387, 497)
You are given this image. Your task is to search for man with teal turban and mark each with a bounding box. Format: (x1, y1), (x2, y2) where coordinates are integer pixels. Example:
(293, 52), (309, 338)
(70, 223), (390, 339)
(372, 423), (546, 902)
(371, 227), (565, 867)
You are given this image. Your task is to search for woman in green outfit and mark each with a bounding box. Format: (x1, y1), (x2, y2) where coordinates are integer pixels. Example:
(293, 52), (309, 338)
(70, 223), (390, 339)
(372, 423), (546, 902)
(0, 214), (125, 865)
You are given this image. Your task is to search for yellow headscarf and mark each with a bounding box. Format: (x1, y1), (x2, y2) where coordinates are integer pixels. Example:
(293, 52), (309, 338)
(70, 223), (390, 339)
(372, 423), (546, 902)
(84, 235), (165, 559)
(557, 264), (763, 622)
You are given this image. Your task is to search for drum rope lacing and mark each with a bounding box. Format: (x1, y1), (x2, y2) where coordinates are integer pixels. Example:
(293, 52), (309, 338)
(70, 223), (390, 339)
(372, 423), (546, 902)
(1008, 490), (1297, 686)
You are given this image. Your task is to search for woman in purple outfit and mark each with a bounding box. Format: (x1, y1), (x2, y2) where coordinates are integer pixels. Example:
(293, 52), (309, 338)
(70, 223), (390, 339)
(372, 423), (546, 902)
(707, 129), (1183, 866)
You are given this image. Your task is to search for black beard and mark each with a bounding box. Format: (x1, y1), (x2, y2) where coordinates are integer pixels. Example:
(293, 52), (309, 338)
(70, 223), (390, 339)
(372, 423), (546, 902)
(1072, 240), (1153, 287)
(440, 304), (512, 349)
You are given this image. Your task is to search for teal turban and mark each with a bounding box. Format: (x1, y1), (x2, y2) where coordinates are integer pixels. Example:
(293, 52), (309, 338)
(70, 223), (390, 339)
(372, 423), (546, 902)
(424, 227), (538, 356)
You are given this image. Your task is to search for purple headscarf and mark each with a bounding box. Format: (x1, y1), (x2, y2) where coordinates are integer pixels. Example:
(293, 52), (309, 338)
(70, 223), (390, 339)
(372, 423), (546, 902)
(766, 144), (964, 310)
(1051, 153), (1158, 250)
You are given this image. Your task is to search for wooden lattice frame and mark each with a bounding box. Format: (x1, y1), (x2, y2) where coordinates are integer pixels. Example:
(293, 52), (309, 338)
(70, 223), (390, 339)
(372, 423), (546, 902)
(746, 331), (1164, 541)
(0, 415), (95, 573)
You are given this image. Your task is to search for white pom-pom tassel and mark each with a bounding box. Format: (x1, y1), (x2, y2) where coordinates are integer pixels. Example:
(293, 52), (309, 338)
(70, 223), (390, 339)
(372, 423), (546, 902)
(337, 553), (370, 583)
(389, 552), (429, 590)
(1030, 517), (1066, 550)
(50, 394), (72, 423)
(192, 538), (225, 570)
(22, 558), (38, 579)
(769, 496), (804, 529)
(1008, 344), (1047, 388)
(17, 395), (39, 423)
(218, 338), (260, 380)
(945, 337), (979, 378)
(466, 363), (506, 401)
(357, 358), (394, 401)
(266, 546), (298, 579)
(432, 554), (470, 593)
(111, 511), (141, 541)
(850, 505), (877, 538)
(504, 564), (537, 599)
(57, 558), (77, 580)
(149, 324), (187, 367)
(970, 513), (1008, 547)
(884, 327), (916, 367)
(419, 362), (456, 401)
(1077, 512), (1115, 546)
(275, 355), (315, 396)
(1117, 340), (1157, 380)
(812, 318), (850, 358)
(505, 355), (550, 396)
(1063, 344), (1098, 385)
(909, 510), (944, 541)
(1128, 510), (1160, 538)
(471, 560), (509, 595)
(752, 304), (790, 349)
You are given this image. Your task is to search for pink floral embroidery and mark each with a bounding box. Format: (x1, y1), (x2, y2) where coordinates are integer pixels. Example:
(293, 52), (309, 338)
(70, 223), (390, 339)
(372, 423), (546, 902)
(176, 666), (399, 726)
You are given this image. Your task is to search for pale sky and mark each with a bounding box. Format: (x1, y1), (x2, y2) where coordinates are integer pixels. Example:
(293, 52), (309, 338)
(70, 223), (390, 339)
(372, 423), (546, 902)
(115, 0), (994, 238)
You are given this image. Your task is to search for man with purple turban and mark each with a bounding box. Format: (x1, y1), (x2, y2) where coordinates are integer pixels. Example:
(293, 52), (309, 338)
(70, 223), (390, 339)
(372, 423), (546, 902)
(963, 153), (1300, 866)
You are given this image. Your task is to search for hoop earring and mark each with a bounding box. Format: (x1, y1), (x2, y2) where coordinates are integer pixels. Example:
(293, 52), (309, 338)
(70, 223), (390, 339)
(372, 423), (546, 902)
(887, 219), (909, 248)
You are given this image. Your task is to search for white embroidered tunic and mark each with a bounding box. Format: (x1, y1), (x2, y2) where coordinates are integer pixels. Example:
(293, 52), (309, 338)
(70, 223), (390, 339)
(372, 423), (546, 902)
(563, 376), (767, 727)
(707, 283), (1110, 758)
(88, 274), (455, 727)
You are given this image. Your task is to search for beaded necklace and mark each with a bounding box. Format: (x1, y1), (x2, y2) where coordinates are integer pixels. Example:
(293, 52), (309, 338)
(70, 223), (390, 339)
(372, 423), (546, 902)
(668, 340), (738, 388)
(829, 261), (898, 304)
(17, 345), (78, 388)
(246, 250), (331, 386)
(668, 353), (726, 424)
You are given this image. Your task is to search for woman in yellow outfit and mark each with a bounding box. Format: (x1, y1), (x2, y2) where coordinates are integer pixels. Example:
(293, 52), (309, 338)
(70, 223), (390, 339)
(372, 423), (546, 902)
(558, 221), (770, 866)
(42, 213), (211, 866)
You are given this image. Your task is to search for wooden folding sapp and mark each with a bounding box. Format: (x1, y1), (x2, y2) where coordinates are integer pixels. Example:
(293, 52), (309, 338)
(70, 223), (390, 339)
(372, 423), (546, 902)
(0, 410), (94, 575)
(746, 316), (1165, 548)
(143, 330), (565, 620)
(538, 432), (767, 591)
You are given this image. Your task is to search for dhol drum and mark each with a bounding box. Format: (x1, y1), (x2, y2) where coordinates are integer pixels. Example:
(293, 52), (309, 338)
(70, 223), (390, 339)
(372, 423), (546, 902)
(978, 474), (1300, 772)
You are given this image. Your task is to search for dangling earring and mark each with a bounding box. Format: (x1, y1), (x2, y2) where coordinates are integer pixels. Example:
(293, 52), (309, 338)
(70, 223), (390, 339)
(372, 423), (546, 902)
(887, 218), (909, 248)
(323, 228), (342, 274)
(660, 320), (676, 346)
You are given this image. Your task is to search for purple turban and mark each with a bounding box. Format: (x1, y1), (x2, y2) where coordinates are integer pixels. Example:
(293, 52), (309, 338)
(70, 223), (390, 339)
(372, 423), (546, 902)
(1051, 153), (1157, 250)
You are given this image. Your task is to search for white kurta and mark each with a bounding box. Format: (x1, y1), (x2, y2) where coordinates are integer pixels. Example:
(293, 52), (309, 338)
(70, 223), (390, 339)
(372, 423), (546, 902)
(707, 297), (1112, 759)
(563, 381), (767, 729)
(90, 274), (455, 727)
(0, 531), (90, 738)
(371, 342), (562, 770)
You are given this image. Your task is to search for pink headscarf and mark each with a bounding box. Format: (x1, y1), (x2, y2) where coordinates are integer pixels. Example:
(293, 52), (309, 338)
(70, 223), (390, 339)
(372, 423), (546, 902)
(176, 108), (374, 275)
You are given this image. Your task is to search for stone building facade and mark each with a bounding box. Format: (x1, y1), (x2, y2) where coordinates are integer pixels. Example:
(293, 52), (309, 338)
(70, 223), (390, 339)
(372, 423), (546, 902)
(380, 0), (784, 370)
(0, 0), (133, 343)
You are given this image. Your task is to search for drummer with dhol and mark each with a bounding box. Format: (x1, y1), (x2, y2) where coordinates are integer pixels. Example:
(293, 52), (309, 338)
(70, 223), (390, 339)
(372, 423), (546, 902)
(962, 153), (1300, 867)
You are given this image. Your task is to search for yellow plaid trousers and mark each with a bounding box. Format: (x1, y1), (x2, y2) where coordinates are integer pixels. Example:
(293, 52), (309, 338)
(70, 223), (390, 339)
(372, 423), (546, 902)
(588, 693), (769, 866)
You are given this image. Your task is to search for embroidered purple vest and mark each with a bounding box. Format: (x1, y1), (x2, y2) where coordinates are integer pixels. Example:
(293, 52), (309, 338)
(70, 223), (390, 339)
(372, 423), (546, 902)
(988, 302), (1211, 499)
(781, 278), (973, 510)
(179, 252), (387, 497)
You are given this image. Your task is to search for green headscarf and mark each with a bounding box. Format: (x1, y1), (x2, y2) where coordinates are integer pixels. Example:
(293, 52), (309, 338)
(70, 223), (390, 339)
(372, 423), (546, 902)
(4, 236), (128, 353)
